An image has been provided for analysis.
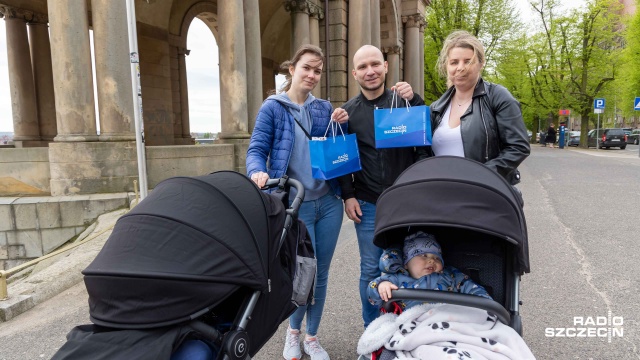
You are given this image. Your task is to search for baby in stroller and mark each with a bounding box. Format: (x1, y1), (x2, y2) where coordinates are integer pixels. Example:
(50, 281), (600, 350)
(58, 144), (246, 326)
(359, 230), (534, 360)
(368, 231), (491, 311)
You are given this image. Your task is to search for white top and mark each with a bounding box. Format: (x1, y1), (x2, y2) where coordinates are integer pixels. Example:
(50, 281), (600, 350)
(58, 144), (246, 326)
(432, 104), (465, 157)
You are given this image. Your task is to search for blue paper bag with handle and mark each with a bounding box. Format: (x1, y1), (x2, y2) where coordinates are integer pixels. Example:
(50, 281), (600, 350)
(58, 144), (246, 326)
(374, 92), (431, 148)
(309, 122), (362, 180)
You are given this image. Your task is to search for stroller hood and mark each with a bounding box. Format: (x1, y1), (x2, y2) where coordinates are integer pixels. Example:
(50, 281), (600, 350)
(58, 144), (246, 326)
(83, 171), (287, 328)
(374, 156), (529, 273)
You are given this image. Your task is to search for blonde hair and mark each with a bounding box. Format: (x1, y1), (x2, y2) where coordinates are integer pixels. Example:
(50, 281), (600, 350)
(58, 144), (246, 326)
(436, 30), (485, 88)
(273, 44), (324, 94)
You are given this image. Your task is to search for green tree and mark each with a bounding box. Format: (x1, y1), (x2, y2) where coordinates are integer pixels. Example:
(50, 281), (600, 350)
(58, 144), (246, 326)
(617, 1), (640, 124)
(502, 0), (624, 147)
(423, 0), (521, 103)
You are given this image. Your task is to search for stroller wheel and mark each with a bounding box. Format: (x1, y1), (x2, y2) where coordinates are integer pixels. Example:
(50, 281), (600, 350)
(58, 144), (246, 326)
(222, 330), (251, 360)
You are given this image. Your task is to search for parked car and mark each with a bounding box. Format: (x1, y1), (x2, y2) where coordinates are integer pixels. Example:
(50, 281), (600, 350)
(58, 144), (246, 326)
(587, 128), (627, 149)
(566, 131), (580, 146)
(627, 129), (640, 145)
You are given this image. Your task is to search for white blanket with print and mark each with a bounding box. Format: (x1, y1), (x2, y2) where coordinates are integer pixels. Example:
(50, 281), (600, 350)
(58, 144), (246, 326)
(357, 303), (535, 360)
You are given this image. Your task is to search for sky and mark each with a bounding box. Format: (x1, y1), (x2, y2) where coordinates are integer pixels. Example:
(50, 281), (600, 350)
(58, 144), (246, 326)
(0, 1), (588, 133)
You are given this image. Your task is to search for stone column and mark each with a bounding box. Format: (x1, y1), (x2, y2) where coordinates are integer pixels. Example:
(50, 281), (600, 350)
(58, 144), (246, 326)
(309, 2), (322, 47)
(48, 0), (98, 142)
(178, 48), (191, 141)
(385, 46), (400, 89)
(244, 0), (263, 133)
(284, 0), (310, 53)
(28, 14), (57, 143)
(419, 17), (426, 98)
(92, 0), (135, 142)
(402, 15), (420, 90)
(309, 2), (323, 98)
(370, 0), (381, 48)
(0, 6), (40, 147)
(218, 0), (250, 173)
(348, 0), (371, 98)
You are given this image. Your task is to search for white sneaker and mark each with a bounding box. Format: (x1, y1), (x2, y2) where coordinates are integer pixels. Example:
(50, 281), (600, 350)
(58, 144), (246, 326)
(303, 336), (330, 360)
(283, 328), (302, 360)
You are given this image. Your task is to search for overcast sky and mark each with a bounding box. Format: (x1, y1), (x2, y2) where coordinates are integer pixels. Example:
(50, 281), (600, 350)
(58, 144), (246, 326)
(0, 2), (587, 133)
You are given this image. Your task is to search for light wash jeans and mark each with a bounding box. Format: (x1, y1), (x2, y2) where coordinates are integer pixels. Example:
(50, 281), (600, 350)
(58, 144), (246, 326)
(289, 191), (343, 336)
(354, 199), (383, 328)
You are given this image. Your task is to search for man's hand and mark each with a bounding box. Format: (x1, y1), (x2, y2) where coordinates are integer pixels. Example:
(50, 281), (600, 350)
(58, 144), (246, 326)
(378, 281), (398, 302)
(331, 108), (349, 124)
(344, 198), (362, 223)
(390, 82), (414, 101)
(250, 171), (270, 188)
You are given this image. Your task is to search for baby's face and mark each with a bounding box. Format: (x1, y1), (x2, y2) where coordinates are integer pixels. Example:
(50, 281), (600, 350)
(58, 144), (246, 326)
(405, 253), (443, 278)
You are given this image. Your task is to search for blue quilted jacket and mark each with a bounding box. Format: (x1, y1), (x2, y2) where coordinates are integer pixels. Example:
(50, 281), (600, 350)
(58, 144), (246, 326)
(246, 96), (345, 196)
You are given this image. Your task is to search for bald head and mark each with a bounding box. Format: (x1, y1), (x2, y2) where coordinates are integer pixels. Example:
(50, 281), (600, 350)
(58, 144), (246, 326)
(353, 45), (384, 69)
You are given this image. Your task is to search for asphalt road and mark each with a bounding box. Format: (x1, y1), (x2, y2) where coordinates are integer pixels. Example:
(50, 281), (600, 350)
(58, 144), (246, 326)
(0, 145), (639, 360)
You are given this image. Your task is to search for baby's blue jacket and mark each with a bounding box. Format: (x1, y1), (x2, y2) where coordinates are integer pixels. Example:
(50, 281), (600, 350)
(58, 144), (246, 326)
(367, 248), (492, 309)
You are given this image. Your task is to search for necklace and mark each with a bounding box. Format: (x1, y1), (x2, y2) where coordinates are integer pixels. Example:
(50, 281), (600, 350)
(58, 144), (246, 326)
(456, 98), (472, 107)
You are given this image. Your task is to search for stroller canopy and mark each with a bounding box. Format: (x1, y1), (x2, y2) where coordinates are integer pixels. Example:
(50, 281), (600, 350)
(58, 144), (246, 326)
(374, 156), (529, 273)
(83, 171), (286, 328)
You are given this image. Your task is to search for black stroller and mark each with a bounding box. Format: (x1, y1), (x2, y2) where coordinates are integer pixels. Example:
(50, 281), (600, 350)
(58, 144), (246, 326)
(52, 171), (313, 360)
(373, 156), (529, 334)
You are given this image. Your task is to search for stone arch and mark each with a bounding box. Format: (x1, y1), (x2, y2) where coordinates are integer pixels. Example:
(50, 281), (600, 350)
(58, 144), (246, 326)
(165, 0), (221, 144)
(171, 1), (219, 48)
(260, 4), (291, 96)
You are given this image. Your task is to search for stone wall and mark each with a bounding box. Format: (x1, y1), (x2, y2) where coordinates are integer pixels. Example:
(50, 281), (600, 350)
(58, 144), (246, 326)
(0, 193), (129, 269)
(0, 147), (50, 196)
(0, 143), (236, 269)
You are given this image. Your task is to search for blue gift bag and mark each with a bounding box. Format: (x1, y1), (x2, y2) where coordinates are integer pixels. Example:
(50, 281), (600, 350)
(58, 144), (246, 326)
(374, 96), (431, 148)
(309, 123), (362, 180)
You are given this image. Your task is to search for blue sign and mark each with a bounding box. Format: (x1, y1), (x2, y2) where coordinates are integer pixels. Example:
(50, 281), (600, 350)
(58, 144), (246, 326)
(635, 97), (640, 111)
(594, 98), (605, 109)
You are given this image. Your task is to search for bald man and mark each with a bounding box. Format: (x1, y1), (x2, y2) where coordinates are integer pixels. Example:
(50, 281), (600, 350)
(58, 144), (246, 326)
(337, 45), (428, 328)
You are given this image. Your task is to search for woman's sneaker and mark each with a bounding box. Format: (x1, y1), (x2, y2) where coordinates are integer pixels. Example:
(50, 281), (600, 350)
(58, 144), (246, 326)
(283, 328), (302, 360)
(303, 336), (330, 360)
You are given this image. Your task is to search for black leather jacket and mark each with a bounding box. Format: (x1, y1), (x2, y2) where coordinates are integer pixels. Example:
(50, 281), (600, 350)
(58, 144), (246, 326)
(430, 78), (530, 184)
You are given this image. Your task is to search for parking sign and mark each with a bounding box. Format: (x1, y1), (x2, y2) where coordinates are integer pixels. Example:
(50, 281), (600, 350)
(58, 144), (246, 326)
(594, 98), (605, 113)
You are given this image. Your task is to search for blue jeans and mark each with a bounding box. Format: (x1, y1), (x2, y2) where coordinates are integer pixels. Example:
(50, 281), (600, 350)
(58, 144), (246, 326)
(354, 199), (383, 328)
(289, 191), (343, 336)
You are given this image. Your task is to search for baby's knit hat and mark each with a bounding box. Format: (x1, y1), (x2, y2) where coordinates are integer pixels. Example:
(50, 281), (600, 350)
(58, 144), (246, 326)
(403, 231), (444, 266)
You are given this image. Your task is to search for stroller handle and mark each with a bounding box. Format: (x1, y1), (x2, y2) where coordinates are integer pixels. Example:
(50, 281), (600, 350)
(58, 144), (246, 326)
(263, 177), (305, 215)
(389, 289), (511, 325)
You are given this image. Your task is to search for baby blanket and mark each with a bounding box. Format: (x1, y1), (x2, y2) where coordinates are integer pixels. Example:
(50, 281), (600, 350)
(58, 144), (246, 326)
(357, 303), (535, 359)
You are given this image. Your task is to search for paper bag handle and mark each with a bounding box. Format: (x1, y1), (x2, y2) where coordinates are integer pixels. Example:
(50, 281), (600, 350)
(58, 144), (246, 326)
(390, 90), (411, 114)
(322, 120), (346, 143)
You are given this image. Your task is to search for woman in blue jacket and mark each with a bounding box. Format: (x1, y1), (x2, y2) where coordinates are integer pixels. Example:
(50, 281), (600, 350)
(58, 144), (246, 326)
(246, 44), (348, 360)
